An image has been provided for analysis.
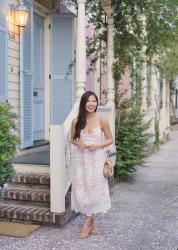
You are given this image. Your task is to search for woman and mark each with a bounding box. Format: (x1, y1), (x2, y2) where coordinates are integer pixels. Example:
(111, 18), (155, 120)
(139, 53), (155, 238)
(70, 91), (113, 239)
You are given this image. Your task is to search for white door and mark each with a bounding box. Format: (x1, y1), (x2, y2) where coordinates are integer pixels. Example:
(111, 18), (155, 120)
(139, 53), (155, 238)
(33, 13), (44, 141)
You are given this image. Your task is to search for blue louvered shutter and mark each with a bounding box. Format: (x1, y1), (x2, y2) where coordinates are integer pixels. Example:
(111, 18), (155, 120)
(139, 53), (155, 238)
(20, 0), (33, 148)
(51, 15), (74, 124)
(0, 0), (7, 102)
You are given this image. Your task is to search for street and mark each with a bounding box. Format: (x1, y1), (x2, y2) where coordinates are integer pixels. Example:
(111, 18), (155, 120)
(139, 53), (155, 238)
(1, 129), (178, 250)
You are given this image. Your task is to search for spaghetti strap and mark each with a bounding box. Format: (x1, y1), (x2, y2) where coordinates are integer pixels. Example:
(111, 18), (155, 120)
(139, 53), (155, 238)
(96, 116), (102, 132)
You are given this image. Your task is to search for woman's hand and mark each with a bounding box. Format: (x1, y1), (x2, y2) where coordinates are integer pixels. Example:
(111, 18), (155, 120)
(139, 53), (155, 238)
(76, 140), (88, 150)
(87, 142), (102, 151)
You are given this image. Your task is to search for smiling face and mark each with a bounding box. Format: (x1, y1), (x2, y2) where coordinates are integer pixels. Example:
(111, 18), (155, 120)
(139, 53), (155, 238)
(85, 95), (98, 113)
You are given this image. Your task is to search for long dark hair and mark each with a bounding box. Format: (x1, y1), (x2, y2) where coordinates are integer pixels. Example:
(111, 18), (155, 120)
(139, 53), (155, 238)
(74, 91), (98, 139)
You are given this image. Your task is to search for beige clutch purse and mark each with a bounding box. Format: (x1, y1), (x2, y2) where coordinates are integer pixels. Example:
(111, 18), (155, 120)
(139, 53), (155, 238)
(103, 148), (114, 178)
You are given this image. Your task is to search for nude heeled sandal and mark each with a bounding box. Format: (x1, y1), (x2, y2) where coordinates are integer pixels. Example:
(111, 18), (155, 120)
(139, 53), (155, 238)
(79, 222), (92, 239)
(90, 218), (100, 235)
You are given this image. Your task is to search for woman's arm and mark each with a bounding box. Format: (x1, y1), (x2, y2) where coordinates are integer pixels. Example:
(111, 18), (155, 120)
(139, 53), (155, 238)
(70, 118), (88, 150)
(70, 118), (78, 146)
(100, 117), (113, 147)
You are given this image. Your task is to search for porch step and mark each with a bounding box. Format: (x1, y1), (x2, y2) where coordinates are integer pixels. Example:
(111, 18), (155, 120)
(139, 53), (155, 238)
(0, 171), (115, 225)
(2, 187), (50, 203)
(13, 164), (50, 174)
(3, 200), (50, 208)
(13, 149), (50, 165)
(0, 172), (77, 225)
(0, 203), (77, 226)
(13, 172), (50, 185)
(17, 143), (49, 157)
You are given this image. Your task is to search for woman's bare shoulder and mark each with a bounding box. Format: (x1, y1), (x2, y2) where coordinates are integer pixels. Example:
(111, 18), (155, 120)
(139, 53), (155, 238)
(98, 115), (108, 126)
(72, 117), (78, 125)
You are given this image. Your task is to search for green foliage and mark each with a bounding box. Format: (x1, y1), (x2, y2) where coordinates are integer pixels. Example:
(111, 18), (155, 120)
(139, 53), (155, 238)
(154, 118), (160, 150)
(115, 99), (150, 181)
(0, 103), (19, 189)
(64, 0), (178, 81)
(63, 0), (178, 180)
(156, 35), (178, 79)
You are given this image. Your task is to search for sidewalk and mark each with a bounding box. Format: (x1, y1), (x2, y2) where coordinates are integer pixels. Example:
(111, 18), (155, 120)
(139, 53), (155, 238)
(1, 129), (178, 250)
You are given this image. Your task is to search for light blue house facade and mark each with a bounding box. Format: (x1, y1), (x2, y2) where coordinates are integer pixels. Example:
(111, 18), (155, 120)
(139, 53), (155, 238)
(0, 0), (75, 149)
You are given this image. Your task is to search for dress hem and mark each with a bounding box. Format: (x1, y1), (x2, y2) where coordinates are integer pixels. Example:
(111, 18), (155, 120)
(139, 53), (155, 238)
(71, 205), (111, 216)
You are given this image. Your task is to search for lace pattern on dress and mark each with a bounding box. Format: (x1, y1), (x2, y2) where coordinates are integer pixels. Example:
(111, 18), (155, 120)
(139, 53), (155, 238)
(71, 126), (111, 216)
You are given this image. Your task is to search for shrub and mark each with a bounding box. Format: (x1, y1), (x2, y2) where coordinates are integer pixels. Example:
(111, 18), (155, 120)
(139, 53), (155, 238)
(0, 103), (19, 189)
(115, 99), (151, 181)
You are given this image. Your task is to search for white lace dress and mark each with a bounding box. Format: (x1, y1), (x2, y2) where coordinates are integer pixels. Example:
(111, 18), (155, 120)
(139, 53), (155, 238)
(71, 127), (111, 216)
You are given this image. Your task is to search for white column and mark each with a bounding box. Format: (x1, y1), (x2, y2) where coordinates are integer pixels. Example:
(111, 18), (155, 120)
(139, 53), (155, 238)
(141, 53), (147, 110)
(106, 10), (115, 105)
(101, 6), (115, 140)
(151, 60), (159, 110)
(147, 60), (158, 142)
(141, 16), (147, 111)
(162, 78), (166, 109)
(162, 78), (167, 134)
(50, 125), (65, 213)
(76, 0), (86, 102)
(93, 57), (101, 100)
(166, 80), (171, 136)
(166, 81), (171, 133)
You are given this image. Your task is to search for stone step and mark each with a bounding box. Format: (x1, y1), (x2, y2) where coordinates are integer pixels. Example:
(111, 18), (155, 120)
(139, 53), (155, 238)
(3, 200), (50, 208)
(13, 164), (50, 174)
(13, 172), (50, 186)
(2, 187), (50, 203)
(0, 203), (77, 226)
(8, 183), (49, 190)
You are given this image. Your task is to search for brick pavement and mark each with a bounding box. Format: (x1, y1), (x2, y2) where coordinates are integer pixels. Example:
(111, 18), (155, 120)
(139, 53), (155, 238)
(1, 129), (178, 250)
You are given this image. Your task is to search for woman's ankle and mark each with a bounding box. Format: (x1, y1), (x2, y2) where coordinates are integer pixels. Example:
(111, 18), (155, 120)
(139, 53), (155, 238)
(85, 216), (92, 224)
